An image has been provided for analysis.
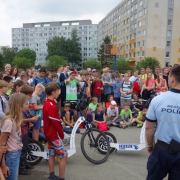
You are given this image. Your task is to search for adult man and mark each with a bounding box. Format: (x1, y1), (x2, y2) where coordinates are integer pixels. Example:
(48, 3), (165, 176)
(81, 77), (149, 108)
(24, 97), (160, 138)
(146, 65), (180, 180)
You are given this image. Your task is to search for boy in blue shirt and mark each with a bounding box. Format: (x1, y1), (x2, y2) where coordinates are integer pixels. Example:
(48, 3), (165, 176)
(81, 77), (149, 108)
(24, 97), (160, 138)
(114, 74), (123, 107)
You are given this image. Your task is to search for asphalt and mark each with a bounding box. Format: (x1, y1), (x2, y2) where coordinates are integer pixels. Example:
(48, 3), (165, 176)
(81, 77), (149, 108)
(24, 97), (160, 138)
(19, 126), (168, 180)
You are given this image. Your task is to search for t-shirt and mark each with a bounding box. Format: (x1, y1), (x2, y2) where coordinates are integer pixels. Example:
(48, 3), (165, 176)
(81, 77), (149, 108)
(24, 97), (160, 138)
(61, 109), (74, 118)
(77, 80), (88, 99)
(29, 94), (41, 116)
(144, 79), (155, 87)
(107, 107), (119, 117)
(137, 111), (146, 121)
(1, 119), (23, 152)
(88, 103), (97, 111)
(121, 81), (133, 99)
(155, 78), (166, 92)
(93, 110), (105, 122)
(66, 80), (78, 101)
(141, 74), (154, 80)
(92, 81), (103, 95)
(129, 76), (138, 83)
(114, 81), (123, 98)
(120, 109), (132, 118)
(21, 110), (31, 138)
(0, 96), (9, 125)
(59, 73), (68, 94)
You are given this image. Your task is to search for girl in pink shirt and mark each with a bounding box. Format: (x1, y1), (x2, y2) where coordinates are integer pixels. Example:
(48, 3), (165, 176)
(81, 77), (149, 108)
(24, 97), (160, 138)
(155, 72), (167, 93)
(0, 93), (28, 180)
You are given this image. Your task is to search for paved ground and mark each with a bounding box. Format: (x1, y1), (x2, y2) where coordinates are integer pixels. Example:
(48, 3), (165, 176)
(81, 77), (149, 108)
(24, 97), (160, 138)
(19, 126), (168, 180)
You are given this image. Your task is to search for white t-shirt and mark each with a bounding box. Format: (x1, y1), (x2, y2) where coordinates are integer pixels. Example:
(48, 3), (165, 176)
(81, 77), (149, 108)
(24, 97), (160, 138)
(1, 119), (23, 152)
(107, 107), (118, 117)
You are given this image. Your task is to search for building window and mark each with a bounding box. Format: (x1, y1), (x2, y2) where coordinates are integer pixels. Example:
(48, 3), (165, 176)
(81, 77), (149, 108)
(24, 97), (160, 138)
(169, 0), (174, 4)
(166, 52), (170, 58)
(134, 13), (137, 19)
(142, 40), (145, 46)
(137, 41), (141, 47)
(167, 41), (171, 47)
(144, 8), (147, 14)
(138, 31), (141, 37)
(138, 21), (142, 27)
(155, 3), (159, 8)
(142, 51), (145, 57)
(137, 52), (140, 57)
(139, 1), (143, 6)
(167, 30), (172, 37)
(138, 11), (142, 17)
(168, 19), (172, 26)
(168, 8), (173, 15)
(142, 30), (146, 36)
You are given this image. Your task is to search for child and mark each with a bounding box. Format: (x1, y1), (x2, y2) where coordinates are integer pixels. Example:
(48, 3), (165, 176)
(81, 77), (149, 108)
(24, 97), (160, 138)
(88, 97), (98, 112)
(0, 93), (28, 180)
(0, 80), (9, 125)
(19, 85), (39, 175)
(46, 71), (52, 83)
(61, 103), (74, 127)
(43, 82), (67, 180)
(105, 95), (116, 109)
(11, 80), (24, 95)
(29, 83), (45, 141)
(107, 101), (121, 126)
(9, 66), (18, 82)
(114, 74), (123, 107)
(92, 103), (107, 128)
(85, 73), (92, 105)
(119, 103), (133, 128)
(3, 76), (13, 97)
(28, 70), (37, 86)
(92, 73), (103, 103)
(131, 105), (148, 127)
(52, 73), (58, 83)
(20, 75), (28, 85)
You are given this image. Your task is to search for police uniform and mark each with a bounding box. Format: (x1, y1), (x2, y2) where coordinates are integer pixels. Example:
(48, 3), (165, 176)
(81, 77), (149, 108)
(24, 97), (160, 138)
(146, 89), (180, 180)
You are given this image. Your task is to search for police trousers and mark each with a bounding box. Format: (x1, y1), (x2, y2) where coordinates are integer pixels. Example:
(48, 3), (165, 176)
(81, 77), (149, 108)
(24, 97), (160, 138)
(147, 143), (180, 180)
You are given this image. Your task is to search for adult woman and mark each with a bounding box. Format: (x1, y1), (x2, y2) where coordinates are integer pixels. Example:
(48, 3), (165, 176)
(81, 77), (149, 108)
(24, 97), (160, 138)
(9, 67), (18, 82)
(155, 71), (167, 93)
(142, 73), (155, 100)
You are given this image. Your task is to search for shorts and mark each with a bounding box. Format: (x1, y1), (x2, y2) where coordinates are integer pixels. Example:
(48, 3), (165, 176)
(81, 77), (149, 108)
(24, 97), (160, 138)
(32, 110), (42, 129)
(48, 139), (68, 159)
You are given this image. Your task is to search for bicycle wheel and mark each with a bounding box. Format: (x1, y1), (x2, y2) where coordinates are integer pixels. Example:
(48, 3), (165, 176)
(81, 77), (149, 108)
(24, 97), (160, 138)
(27, 140), (44, 165)
(81, 128), (110, 164)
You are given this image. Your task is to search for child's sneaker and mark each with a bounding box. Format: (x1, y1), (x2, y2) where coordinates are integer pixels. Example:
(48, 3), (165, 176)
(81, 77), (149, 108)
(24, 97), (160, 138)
(122, 125), (126, 129)
(48, 175), (61, 180)
(137, 124), (143, 128)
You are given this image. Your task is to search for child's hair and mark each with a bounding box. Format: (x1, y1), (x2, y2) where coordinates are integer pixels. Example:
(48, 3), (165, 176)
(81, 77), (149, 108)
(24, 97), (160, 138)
(52, 73), (58, 78)
(9, 66), (18, 78)
(12, 80), (24, 93)
(0, 72), (6, 80)
(39, 67), (47, 73)
(80, 71), (87, 76)
(124, 102), (130, 107)
(1, 93), (28, 131)
(96, 73), (102, 78)
(46, 71), (52, 78)
(115, 73), (121, 78)
(35, 83), (45, 91)
(96, 103), (103, 109)
(64, 103), (71, 108)
(146, 73), (152, 86)
(107, 95), (113, 102)
(45, 82), (60, 96)
(20, 85), (34, 95)
(132, 92), (138, 99)
(91, 97), (98, 102)
(0, 80), (8, 88)
(21, 75), (28, 80)
(103, 68), (108, 73)
(3, 76), (13, 83)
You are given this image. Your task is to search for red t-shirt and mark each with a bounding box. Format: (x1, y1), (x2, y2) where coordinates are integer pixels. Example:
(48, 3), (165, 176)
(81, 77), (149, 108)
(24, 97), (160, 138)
(93, 80), (103, 95)
(43, 98), (64, 141)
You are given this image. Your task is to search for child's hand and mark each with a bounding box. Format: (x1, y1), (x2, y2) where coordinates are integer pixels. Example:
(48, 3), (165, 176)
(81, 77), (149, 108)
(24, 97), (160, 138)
(29, 123), (33, 128)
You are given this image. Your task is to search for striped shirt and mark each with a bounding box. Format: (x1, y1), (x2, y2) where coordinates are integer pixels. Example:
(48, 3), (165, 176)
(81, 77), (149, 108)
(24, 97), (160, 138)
(120, 81), (133, 99)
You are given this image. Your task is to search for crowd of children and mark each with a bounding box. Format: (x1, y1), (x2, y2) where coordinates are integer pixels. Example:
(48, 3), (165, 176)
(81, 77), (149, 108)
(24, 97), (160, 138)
(0, 63), (175, 180)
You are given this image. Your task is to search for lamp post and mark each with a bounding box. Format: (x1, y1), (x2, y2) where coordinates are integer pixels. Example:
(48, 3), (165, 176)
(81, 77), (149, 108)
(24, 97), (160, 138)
(114, 55), (117, 72)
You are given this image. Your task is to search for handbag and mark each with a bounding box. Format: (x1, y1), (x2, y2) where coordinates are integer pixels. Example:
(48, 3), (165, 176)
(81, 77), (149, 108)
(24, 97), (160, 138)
(97, 122), (108, 132)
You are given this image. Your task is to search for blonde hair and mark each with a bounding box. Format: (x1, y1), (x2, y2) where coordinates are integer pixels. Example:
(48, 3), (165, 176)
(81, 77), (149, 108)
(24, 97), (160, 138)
(35, 83), (45, 91)
(0, 80), (8, 88)
(91, 97), (98, 102)
(103, 68), (108, 73)
(1, 93), (28, 131)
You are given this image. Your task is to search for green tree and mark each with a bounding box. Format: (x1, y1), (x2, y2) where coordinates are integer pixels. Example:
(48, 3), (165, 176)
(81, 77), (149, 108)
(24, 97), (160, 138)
(98, 35), (113, 67)
(46, 36), (68, 60)
(16, 48), (36, 64)
(136, 57), (160, 72)
(0, 54), (4, 71)
(67, 29), (81, 67)
(2, 46), (18, 65)
(46, 55), (68, 71)
(115, 57), (131, 73)
(83, 60), (101, 71)
(12, 57), (33, 69)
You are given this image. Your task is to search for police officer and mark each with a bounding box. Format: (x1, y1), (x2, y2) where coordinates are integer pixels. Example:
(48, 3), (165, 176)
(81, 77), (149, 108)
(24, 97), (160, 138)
(146, 65), (180, 180)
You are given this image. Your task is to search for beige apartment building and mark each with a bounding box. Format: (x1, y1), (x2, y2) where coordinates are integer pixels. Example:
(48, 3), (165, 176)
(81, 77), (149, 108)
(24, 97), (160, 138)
(98, 0), (180, 67)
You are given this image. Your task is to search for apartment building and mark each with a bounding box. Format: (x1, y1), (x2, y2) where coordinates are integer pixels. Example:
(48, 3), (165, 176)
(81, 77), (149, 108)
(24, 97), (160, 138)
(98, 0), (180, 67)
(12, 20), (98, 65)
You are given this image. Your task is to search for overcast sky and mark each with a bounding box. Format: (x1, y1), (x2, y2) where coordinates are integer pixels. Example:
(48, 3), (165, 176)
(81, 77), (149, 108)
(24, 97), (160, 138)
(0, 0), (122, 47)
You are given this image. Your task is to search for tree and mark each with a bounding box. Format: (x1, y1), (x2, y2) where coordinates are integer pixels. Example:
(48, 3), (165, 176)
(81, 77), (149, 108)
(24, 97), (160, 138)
(0, 54), (4, 71)
(67, 29), (81, 67)
(12, 57), (33, 69)
(46, 55), (68, 71)
(83, 60), (101, 71)
(46, 36), (68, 60)
(136, 57), (160, 72)
(116, 57), (131, 73)
(98, 35), (113, 67)
(16, 48), (36, 64)
(1, 46), (18, 65)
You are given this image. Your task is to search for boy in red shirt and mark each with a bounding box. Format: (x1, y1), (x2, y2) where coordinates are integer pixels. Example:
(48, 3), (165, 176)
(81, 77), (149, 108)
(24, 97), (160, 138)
(92, 73), (103, 102)
(43, 82), (67, 180)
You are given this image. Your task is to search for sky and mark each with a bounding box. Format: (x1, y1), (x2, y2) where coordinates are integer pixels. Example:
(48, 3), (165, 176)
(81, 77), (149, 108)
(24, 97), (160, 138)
(0, 0), (122, 47)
